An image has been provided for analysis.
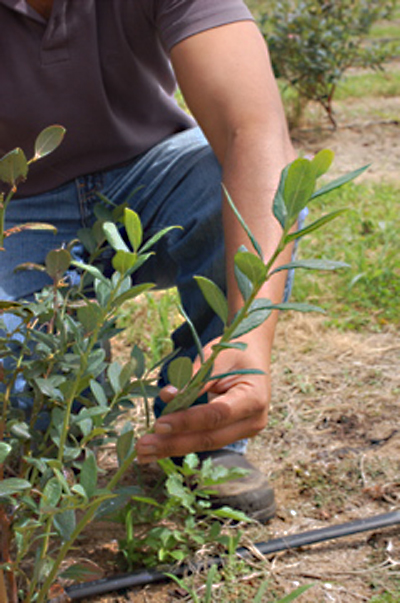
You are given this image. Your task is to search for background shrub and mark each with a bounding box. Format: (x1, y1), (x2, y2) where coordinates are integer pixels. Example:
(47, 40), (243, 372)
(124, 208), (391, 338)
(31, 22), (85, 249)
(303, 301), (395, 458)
(258, 0), (398, 127)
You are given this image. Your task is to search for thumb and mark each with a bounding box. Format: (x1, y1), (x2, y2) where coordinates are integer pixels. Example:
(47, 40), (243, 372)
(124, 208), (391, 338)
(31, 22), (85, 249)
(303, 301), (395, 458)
(159, 384), (178, 403)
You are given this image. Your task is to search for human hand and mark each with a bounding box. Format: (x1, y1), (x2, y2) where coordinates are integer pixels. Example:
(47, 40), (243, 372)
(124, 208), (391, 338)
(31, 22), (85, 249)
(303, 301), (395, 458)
(135, 332), (271, 463)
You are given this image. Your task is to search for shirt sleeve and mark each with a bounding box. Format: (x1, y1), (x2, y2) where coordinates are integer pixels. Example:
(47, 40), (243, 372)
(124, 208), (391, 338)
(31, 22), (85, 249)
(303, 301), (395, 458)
(153, 0), (254, 53)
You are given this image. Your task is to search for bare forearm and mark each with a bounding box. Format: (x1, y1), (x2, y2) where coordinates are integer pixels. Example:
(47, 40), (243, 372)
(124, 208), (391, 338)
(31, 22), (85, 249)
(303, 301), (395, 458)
(221, 125), (297, 357)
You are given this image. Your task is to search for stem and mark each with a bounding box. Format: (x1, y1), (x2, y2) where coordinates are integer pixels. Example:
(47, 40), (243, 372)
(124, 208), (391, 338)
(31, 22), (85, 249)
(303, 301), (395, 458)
(0, 188), (17, 249)
(27, 516), (54, 600)
(36, 447), (139, 603)
(34, 269), (134, 599)
(163, 236), (287, 415)
(57, 272), (126, 461)
(0, 509), (18, 603)
(47, 281), (59, 335)
(56, 337), (94, 462)
(0, 570), (8, 603)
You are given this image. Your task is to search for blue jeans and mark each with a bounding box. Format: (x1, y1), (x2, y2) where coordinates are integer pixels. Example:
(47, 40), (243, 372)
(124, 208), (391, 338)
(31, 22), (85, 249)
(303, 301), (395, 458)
(1, 127), (304, 454)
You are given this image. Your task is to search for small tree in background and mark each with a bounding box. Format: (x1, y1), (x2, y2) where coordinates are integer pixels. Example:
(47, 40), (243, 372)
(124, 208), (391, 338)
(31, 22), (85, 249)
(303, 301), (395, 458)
(259, 0), (398, 127)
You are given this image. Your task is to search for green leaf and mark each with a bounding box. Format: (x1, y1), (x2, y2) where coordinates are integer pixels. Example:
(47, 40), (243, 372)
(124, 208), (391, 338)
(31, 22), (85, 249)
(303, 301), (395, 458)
(270, 259), (349, 275)
(45, 248), (71, 280)
(103, 222), (129, 252)
(77, 302), (103, 333)
(94, 278), (112, 306)
(81, 427), (107, 447)
(90, 379), (108, 407)
(112, 250), (138, 274)
(78, 418), (92, 438)
(182, 453), (200, 473)
(170, 550), (186, 562)
(230, 308), (272, 339)
(0, 148), (28, 186)
(253, 581), (269, 603)
(223, 184), (264, 259)
(54, 509), (76, 542)
(111, 282), (154, 308)
(0, 443), (12, 464)
(166, 474), (195, 511)
(207, 368), (265, 382)
(161, 382), (203, 415)
(96, 192), (118, 208)
(35, 557), (55, 584)
(40, 478), (62, 511)
(205, 564), (218, 602)
(117, 424), (135, 467)
(284, 158), (316, 228)
(311, 165), (370, 200)
(234, 251), (267, 286)
(24, 457), (47, 474)
(124, 208), (142, 252)
(34, 125), (66, 160)
(0, 478), (31, 498)
(168, 356), (193, 390)
(285, 209), (348, 243)
(53, 468), (71, 496)
(108, 361), (122, 395)
(268, 301), (325, 313)
(95, 487), (142, 519)
(10, 422), (31, 440)
(80, 451), (97, 498)
(177, 301), (204, 363)
(94, 204), (113, 221)
(276, 584), (314, 603)
(212, 341), (247, 352)
(212, 506), (251, 522)
(71, 260), (109, 285)
(209, 521), (222, 540)
(130, 345), (145, 378)
(128, 381), (160, 398)
(194, 276), (228, 326)
(75, 407), (108, 422)
(92, 220), (107, 245)
(273, 163), (289, 228)
(247, 298), (272, 313)
(118, 359), (136, 389)
(311, 149), (335, 179)
(60, 561), (103, 582)
(140, 225), (182, 253)
(77, 227), (97, 254)
(34, 378), (64, 401)
(87, 348), (106, 377)
(72, 483), (88, 500)
(234, 263), (253, 302)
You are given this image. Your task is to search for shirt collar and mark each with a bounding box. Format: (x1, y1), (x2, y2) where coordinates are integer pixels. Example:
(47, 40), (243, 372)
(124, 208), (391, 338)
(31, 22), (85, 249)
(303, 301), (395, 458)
(0, 0), (47, 23)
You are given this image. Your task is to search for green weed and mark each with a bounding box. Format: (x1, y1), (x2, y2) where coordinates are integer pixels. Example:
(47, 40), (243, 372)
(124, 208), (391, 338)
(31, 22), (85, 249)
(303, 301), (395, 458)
(118, 454), (251, 568)
(168, 561), (313, 603)
(292, 181), (400, 330)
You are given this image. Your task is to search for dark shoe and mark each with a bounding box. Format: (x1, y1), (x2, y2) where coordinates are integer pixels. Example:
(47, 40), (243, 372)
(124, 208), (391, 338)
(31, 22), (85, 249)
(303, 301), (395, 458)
(195, 449), (276, 523)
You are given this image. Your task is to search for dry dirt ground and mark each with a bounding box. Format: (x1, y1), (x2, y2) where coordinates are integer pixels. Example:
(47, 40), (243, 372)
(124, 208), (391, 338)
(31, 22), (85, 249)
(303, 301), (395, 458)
(61, 95), (400, 602)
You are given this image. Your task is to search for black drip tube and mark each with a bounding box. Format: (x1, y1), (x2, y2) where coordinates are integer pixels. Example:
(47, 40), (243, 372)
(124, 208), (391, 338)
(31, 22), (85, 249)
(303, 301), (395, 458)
(58, 510), (400, 601)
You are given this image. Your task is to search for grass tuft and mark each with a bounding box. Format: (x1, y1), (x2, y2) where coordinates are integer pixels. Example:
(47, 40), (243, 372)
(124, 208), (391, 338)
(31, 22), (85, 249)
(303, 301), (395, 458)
(292, 181), (400, 330)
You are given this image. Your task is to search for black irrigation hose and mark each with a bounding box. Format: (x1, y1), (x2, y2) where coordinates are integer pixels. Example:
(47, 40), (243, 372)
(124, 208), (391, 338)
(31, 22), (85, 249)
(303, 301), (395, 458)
(59, 510), (400, 601)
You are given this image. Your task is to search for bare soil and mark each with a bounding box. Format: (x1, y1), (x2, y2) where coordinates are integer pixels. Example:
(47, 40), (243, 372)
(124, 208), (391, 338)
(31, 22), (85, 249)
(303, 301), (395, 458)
(59, 94), (400, 602)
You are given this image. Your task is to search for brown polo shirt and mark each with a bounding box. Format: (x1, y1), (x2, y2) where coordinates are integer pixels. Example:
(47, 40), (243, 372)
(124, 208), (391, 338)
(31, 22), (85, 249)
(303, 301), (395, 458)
(0, 0), (252, 196)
